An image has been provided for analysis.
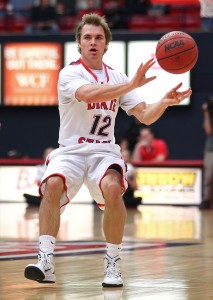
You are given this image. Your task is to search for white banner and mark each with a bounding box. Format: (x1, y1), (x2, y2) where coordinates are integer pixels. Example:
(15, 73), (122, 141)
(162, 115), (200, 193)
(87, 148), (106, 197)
(0, 165), (202, 205)
(128, 41), (191, 105)
(0, 166), (93, 203)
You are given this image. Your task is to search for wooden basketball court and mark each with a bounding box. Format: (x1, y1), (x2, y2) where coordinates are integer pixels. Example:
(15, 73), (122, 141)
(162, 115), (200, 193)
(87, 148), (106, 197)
(0, 202), (212, 300)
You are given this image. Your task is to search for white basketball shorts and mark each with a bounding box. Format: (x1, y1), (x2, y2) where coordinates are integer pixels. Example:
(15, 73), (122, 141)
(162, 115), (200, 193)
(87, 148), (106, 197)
(39, 143), (128, 212)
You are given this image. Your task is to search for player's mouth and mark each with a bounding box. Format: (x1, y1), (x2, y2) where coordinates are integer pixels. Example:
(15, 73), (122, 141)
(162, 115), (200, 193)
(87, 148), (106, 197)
(90, 48), (98, 53)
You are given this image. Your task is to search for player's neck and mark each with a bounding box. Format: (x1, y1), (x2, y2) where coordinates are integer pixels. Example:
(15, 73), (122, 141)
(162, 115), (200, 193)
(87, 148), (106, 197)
(80, 56), (103, 70)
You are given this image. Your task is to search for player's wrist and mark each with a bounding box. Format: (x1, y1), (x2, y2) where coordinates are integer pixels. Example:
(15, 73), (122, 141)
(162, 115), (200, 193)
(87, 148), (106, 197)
(160, 98), (170, 108)
(127, 80), (136, 92)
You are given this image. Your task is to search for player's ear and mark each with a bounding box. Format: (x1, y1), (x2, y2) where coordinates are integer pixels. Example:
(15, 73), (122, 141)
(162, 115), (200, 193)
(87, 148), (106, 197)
(104, 44), (109, 53)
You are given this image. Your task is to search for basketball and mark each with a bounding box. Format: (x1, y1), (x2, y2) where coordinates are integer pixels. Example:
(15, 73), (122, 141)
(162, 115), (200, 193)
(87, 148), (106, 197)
(155, 31), (198, 74)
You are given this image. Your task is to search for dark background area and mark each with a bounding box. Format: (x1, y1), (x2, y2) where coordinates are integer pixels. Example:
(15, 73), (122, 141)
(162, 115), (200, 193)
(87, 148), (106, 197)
(0, 31), (212, 159)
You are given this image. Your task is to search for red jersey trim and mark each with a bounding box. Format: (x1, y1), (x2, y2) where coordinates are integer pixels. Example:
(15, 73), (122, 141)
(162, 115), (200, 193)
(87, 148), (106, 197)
(69, 60), (81, 66)
(79, 58), (98, 81)
(79, 58), (110, 83)
(103, 63), (110, 82)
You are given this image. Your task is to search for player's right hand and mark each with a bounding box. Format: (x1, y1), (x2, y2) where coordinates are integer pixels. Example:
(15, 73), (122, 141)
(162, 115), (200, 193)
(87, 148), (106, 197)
(131, 58), (156, 89)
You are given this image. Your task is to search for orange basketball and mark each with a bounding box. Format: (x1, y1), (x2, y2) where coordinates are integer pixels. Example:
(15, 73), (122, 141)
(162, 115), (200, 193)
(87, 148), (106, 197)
(155, 31), (198, 74)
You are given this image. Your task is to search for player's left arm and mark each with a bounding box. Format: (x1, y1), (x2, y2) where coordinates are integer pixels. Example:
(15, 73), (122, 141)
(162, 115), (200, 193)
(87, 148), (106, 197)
(129, 83), (192, 125)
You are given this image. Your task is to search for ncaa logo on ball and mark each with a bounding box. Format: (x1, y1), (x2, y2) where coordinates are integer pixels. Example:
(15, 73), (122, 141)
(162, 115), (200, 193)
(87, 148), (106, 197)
(165, 40), (185, 52)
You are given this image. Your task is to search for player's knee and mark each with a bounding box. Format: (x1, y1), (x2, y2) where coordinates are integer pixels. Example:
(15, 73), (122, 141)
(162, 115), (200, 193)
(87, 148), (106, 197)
(44, 176), (64, 199)
(103, 181), (122, 203)
(46, 176), (64, 188)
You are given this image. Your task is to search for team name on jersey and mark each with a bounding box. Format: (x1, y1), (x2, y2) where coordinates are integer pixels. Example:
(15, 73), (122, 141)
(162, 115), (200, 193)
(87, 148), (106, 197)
(78, 137), (111, 144)
(87, 99), (117, 112)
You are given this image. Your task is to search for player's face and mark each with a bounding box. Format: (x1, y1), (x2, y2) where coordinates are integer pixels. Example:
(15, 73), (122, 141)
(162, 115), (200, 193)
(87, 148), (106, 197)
(79, 24), (108, 63)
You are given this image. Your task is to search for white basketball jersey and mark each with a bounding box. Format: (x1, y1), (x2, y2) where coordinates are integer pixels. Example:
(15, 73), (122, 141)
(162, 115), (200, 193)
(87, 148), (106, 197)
(58, 58), (144, 146)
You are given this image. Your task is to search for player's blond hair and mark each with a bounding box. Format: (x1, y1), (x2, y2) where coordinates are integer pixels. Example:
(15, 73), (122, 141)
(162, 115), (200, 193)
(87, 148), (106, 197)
(75, 13), (112, 54)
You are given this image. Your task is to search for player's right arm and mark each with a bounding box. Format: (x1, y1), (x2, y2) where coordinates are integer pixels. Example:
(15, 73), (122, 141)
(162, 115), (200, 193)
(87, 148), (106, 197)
(75, 59), (156, 104)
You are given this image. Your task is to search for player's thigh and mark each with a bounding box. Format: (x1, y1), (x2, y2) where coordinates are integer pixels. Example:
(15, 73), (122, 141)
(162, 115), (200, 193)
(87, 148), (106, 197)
(41, 153), (85, 201)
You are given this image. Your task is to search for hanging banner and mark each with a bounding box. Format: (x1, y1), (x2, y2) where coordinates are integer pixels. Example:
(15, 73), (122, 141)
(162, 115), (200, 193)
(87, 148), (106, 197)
(3, 42), (62, 106)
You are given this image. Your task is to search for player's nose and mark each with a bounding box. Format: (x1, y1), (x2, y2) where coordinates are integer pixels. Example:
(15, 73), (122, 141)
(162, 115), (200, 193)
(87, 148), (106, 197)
(90, 38), (96, 45)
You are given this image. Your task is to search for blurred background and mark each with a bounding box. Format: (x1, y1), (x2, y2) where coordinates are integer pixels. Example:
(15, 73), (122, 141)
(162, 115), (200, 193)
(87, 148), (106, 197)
(0, 0), (212, 159)
(0, 0), (213, 210)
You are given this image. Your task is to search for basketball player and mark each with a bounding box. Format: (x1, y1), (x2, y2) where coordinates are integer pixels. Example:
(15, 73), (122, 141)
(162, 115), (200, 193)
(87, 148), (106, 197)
(24, 13), (192, 287)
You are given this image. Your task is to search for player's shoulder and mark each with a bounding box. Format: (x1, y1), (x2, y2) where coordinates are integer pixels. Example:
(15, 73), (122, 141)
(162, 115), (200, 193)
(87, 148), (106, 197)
(69, 59), (82, 67)
(59, 59), (82, 76)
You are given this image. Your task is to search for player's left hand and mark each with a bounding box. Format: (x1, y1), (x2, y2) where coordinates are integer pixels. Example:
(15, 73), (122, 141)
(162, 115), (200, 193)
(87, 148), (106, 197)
(163, 83), (192, 106)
